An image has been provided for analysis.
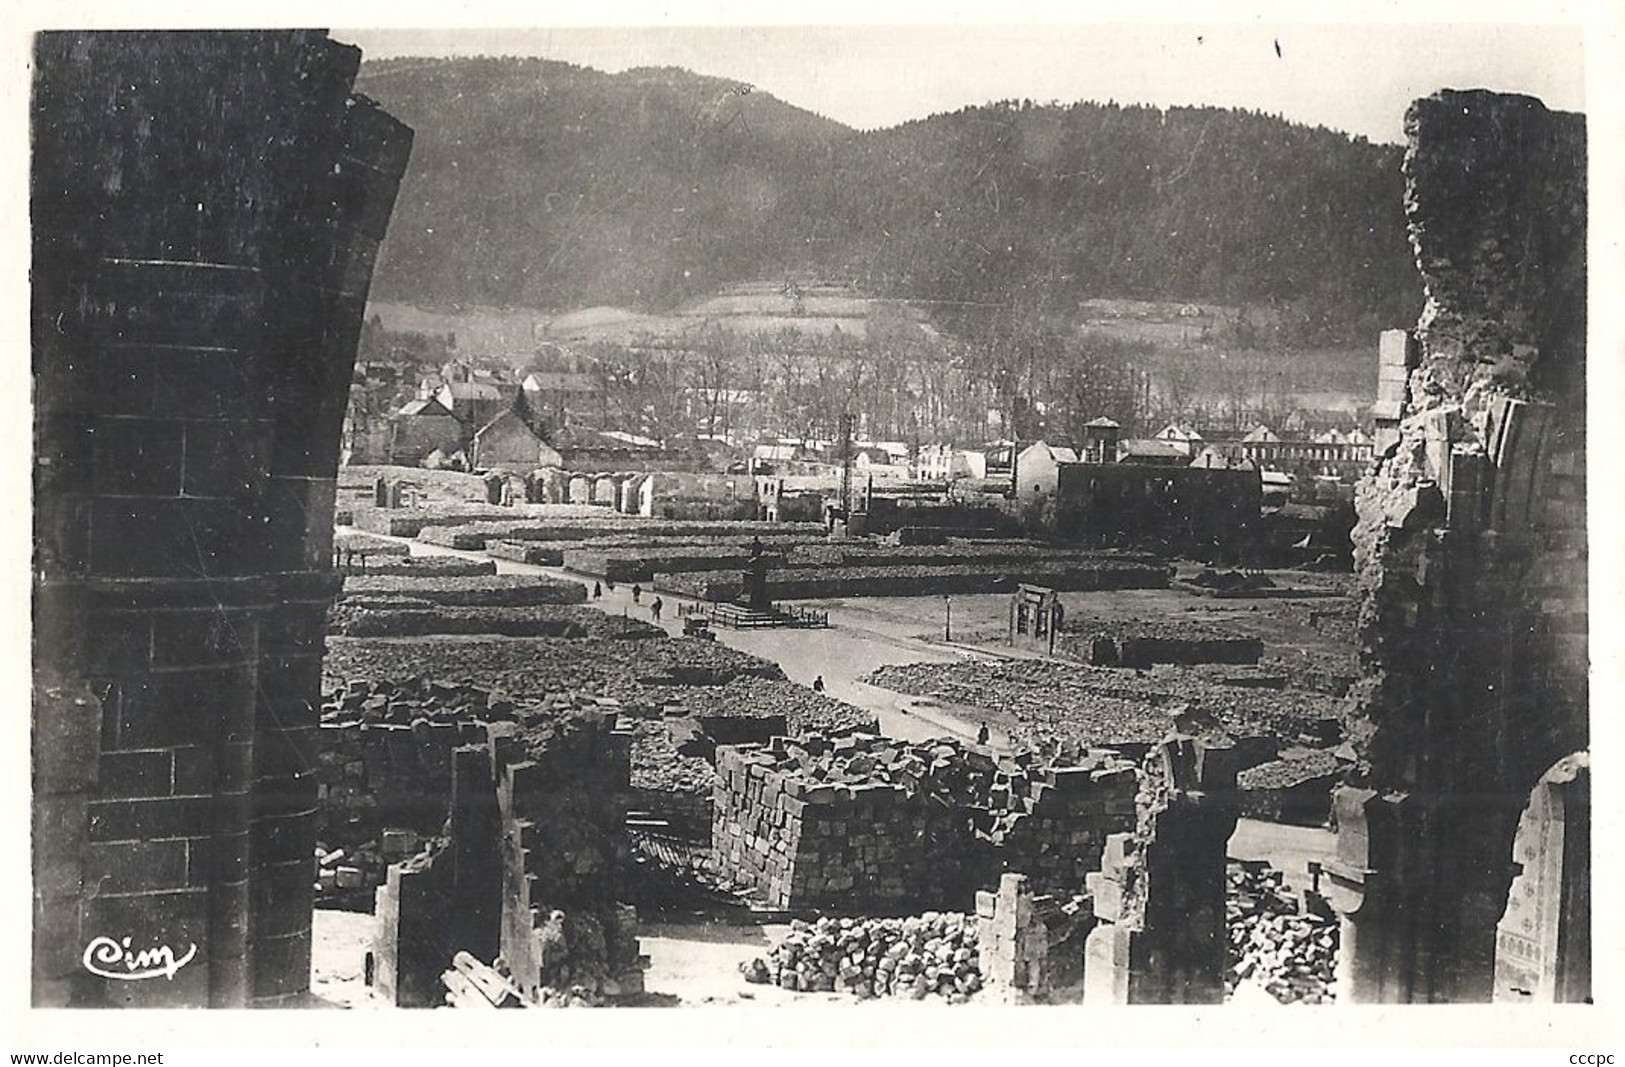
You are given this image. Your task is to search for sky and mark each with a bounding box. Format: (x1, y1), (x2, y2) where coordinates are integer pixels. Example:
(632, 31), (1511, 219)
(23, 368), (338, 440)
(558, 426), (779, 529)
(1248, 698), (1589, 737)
(340, 21), (1589, 145)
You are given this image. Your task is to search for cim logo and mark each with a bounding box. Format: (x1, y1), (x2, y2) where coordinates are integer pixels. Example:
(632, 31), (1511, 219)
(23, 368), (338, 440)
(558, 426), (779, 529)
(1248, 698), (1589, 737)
(82, 936), (198, 981)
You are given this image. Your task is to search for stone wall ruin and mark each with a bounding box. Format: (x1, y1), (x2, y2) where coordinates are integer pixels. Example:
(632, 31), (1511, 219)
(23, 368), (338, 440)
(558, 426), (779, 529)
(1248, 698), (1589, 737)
(371, 701), (647, 1006)
(1326, 90), (1588, 1004)
(711, 732), (1138, 911)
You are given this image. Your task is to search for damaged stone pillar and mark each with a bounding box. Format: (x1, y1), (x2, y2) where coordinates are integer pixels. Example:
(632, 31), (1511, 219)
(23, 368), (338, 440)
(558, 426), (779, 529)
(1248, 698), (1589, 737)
(976, 874), (1050, 1004)
(449, 744), (503, 965)
(30, 31), (409, 1007)
(373, 844), (454, 1007)
(493, 716), (646, 1003)
(1083, 738), (1239, 1004)
(1329, 91), (1587, 1004)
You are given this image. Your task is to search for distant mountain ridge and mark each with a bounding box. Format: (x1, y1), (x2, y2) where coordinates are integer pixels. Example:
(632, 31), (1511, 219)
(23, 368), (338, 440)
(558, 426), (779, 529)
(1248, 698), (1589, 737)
(357, 56), (1420, 336)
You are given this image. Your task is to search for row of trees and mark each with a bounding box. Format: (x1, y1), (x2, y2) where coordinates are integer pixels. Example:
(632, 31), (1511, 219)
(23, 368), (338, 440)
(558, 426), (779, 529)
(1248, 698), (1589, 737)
(570, 313), (1168, 450)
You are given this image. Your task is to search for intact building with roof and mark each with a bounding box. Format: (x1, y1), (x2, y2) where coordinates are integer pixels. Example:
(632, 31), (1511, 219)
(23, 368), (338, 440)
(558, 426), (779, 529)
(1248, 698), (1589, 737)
(388, 396), (465, 465)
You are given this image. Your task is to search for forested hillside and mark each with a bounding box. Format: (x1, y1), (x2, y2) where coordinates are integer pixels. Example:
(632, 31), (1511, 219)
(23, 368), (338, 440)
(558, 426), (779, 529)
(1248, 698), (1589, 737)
(356, 57), (1420, 341)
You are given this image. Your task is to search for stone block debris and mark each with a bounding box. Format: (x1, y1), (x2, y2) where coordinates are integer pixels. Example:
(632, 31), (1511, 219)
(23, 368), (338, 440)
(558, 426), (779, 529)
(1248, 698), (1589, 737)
(866, 659), (1343, 754)
(1225, 861), (1338, 1004)
(742, 912), (982, 1001)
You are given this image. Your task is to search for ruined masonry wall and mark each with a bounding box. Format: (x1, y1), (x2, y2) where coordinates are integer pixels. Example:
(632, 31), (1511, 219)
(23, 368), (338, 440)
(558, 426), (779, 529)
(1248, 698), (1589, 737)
(712, 742), (1138, 911)
(494, 713), (645, 1000)
(315, 720), (485, 849)
(1328, 90), (1587, 1004)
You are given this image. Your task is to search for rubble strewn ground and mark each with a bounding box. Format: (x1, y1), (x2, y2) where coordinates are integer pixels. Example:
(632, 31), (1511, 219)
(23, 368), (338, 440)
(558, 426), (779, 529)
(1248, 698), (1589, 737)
(322, 635), (876, 805)
(317, 471), (1364, 1007)
(1225, 862), (1338, 1004)
(863, 658), (1343, 751)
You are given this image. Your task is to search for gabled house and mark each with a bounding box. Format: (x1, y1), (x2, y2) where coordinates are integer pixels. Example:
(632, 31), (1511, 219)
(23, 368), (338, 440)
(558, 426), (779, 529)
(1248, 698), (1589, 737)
(388, 397), (465, 466)
(853, 447), (911, 481)
(469, 408), (563, 472)
(1153, 423), (1205, 456)
(915, 444), (988, 481)
(521, 370), (598, 430)
(436, 379), (509, 431)
(1014, 441), (1080, 504)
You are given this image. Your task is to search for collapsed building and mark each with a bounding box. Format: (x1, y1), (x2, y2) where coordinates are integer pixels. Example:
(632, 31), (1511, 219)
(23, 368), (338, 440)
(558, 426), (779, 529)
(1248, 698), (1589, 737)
(373, 702), (646, 1007)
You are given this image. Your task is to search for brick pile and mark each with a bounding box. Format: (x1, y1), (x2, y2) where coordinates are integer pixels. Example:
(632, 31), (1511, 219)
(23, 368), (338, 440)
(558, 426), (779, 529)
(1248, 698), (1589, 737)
(416, 517), (818, 551)
(341, 573), (587, 605)
(485, 539), (566, 565)
(335, 555), (495, 578)
(327, 602), (664, 639)
(1056, 618), (1263, 668)
(741, 913), (982, 1001)
(711, 732), (1138, 910)
(660, 559), (1171, 602)
(1225, 862), (1337, 1004)
(864, 659), (1343, 753)
(333, 531), (412, 557)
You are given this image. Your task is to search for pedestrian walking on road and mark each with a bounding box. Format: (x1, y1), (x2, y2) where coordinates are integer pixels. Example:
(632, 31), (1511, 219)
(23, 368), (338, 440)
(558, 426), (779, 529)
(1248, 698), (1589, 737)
(592, 581), (602, 599)
(811, 675), (825, 693)
(976, 723), (990, 745)
(631, 584), (642, 604)
(651, 597), (663, 621)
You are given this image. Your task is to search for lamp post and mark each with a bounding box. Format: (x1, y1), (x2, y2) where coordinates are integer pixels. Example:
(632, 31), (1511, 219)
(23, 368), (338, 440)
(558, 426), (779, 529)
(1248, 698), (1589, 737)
(944, 595), (952, 642)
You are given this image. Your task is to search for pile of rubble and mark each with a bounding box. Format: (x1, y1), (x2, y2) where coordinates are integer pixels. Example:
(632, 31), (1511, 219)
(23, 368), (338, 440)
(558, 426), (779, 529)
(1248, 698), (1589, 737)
(313, 830), (429, 902)
(864, 659), (1344, 753)
(320, 675), (625, 727)
(741, 913), (982, 1001)
(626, 719), (717, 797)
(320, 676), (519, 726)
(1225, 862), (1338, 1004)
(1188, 568), (1277, 592)
(738, 731), (1134, 828)
(636, 678), (877, 734)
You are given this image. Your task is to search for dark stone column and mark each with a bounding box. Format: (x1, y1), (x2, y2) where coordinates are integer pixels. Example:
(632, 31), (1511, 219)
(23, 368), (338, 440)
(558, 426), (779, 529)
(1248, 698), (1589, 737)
(31, 31), (409, 1008)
